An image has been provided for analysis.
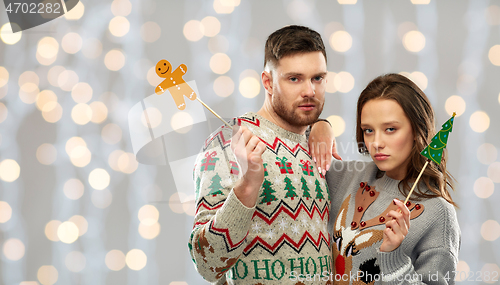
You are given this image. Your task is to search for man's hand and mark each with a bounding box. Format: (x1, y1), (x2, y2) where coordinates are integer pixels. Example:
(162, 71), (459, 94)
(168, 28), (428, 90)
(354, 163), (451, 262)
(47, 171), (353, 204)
(309, 120), (342, 176)
(231, 126), (267, 208)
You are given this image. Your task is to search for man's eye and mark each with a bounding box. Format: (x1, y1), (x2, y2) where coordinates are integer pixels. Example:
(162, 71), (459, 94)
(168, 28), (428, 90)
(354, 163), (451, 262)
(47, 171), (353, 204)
(314, 76), (323, 82)
(290, 77), (298, 82)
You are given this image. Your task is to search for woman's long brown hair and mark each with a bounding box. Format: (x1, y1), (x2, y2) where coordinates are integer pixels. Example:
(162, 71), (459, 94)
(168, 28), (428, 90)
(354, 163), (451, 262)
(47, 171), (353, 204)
(356, 73), (457, 207)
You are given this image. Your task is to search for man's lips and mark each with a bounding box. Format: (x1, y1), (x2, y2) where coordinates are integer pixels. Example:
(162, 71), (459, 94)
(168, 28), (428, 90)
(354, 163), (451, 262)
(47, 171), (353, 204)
(298, 104), (316, 111)
(374, 153), (390, 161)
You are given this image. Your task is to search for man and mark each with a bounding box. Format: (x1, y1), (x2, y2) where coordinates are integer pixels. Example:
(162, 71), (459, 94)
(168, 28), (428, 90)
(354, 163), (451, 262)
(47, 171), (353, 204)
(188, 25), (333, 284)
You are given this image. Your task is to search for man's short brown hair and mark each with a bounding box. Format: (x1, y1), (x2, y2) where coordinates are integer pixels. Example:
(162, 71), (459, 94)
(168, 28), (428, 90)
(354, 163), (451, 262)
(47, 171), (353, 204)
(264, 25), (327, 70)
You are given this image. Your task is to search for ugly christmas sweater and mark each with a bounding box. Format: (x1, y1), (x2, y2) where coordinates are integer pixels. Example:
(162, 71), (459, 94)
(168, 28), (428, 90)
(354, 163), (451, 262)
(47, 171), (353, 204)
(189, 112), (332, 284)
(326, 160), (460, 285)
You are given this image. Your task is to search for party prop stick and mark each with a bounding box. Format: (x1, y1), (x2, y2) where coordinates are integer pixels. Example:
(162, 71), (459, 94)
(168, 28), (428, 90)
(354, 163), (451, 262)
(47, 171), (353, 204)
(404, 112), (456, 204)
(155, 59), (232, 128)
(196, 97), (232, 128)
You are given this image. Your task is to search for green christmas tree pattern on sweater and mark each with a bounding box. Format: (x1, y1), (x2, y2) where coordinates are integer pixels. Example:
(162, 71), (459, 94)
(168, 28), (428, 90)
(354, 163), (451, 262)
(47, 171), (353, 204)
(207, 174), (224, 197)
(260, 179), (277, 205)
(300, 177), (312, 200)
(314, 179), (325, 202)
(283, 176), (298, 200)
(421, 112), (455, 164)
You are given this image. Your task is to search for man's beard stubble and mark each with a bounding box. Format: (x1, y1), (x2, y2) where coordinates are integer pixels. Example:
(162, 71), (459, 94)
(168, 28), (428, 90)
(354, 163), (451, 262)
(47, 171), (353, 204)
(272, 95), (324, 127)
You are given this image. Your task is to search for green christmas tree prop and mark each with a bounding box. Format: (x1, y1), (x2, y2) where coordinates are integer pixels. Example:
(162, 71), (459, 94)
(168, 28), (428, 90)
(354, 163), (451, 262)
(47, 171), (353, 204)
(283, 176), (298, 200)
(260, 179), (277, 205)
(420, 112), (456, 164)
(314, 179), (324, 201)
(207, 174), (224, 197)
(404, 112), (456, 204)
(301, 177), (312, 200)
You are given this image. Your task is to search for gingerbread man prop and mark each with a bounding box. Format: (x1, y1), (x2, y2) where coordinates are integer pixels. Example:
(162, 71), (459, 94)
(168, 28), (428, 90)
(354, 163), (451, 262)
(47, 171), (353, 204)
(155, 59), (197, 110)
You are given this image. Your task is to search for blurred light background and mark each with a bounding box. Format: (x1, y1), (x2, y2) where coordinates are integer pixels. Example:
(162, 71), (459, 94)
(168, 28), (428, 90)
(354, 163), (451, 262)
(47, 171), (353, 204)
(0, 0), (499, 284)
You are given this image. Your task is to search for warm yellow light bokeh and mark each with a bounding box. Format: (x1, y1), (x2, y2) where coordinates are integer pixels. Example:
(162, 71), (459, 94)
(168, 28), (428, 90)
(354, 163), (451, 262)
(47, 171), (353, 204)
(37, 37), (59, 59)
(477, 143), (498, 165)
(139, 222), (161, 240)
(71, 82), (93, 103)
(0, 66), (9, 88)
(62, 32), (83, 54)
(36, 143), (57, 165)
(117, 152), (138, 174)
(455, 260), (470, 282)
(141, 21), (161, 43)
(90, 101), (108, 123)
(57, 221), (79, 244)
(63, 178), (84, 200)
(327, 115), (346, 137)
(403, 31), (426, 52)
(445, 95), (466, 117)
(47, 66), (65, 87)
(469, 111), (490, 133)
(102, 123), (123, 145)
(0, 23), (22, 45)
(126, 249), (147, 270)
(337, 0), (357, 4)
(65, 1), (85, 20)
(210, 53), (231, 74)
(213, 76), (234, 97)
(65, 251), (86, 272)
(2, 238), (25, 261)
(109, 150), (125, 171)
(0, 201), (12, 223)
(104, 49), (126, 71)
(19, 82), (40, 104)
(105, 250), (126, 271)
(69, 215), (88, 236)
(36, 90), (58, 111)
(45, 220), (62, 242)
(138, 205), (159, 226)
(329, 31), (352, 52)
(111, 0), (132, 16)
(58, 70), (79, 91)
(183, 20), (204, 42)
(71, 103), (93, 125)
(488, 45), (500, 66)
(239, 77), (260, 98)
(0, 159), (20, 182)
(171, 112), (193, 134)
(333, 71), (355, 93)
(480, 220), (500, 241)
(37, 265), (58, 285)
(0, 102), (7, 123)
(213, 0), (235, 14)
(109, 16), (130, 37)
(473, 177), (494, 199)
(88, 168), (110, 190)
(42, 102), (63, 123)
(411, 0), (430, 4)
(201, 16), (221, 37)
(325, 71), (337, 93)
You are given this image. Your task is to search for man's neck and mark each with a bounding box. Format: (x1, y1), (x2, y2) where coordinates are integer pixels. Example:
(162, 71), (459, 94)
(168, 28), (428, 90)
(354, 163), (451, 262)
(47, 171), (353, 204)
(256, 104), (308, 135)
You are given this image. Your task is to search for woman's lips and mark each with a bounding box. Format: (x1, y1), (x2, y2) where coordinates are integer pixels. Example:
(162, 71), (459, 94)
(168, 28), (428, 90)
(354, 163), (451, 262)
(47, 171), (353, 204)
(374, 154), (390, 161)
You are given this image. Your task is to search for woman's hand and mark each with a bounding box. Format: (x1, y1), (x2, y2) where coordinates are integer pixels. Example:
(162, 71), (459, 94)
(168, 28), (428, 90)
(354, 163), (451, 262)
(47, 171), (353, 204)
(309, 120), (342, 176)
(380, 199), (411, 252)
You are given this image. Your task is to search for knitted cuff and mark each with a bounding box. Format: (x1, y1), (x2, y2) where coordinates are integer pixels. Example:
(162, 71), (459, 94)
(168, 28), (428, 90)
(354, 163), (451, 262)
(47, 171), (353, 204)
(214, 189), (256, 235)
(377, 246), (412, 283)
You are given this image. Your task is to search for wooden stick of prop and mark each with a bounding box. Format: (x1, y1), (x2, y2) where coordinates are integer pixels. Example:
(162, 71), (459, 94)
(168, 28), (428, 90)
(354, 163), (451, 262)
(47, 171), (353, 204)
(196, 97), (232, 128)
(403, 160), (429, 205)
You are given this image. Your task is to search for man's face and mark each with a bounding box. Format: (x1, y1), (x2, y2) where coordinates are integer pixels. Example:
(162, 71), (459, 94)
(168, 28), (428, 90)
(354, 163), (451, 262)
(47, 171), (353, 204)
(270, 52), (327, 128)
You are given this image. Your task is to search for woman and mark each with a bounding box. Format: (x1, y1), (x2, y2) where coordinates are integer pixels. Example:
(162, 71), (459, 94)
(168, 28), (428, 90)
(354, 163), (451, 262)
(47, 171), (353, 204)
(309, 73), (460, 284)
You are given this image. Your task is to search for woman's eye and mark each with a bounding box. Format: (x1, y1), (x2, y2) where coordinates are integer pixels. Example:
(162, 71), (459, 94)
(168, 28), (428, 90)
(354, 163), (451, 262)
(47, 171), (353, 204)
(363, 129), (373, 134)
(387, 128), (396, 132)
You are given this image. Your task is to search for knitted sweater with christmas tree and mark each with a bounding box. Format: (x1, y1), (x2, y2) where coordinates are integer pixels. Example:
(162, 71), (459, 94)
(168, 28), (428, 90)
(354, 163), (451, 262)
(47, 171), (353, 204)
(326, 160), (460, 285)
(189, 112), (332, 284)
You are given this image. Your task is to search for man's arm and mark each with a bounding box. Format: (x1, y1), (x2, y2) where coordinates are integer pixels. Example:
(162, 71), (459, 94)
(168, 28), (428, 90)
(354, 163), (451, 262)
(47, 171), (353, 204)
(188, 126), (265, 282)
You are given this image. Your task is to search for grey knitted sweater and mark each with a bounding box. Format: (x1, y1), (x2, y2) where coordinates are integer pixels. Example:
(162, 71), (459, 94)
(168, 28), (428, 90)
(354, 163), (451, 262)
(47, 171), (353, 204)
(326, 160), (460, 285)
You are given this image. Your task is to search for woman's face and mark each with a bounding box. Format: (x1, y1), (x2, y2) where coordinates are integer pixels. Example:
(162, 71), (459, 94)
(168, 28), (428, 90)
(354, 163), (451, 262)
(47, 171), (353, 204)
(360, 99), (415, 180)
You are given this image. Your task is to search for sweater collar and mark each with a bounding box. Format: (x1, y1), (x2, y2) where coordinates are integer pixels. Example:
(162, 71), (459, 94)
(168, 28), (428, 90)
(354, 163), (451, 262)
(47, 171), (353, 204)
(244, 112), (307, 143)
